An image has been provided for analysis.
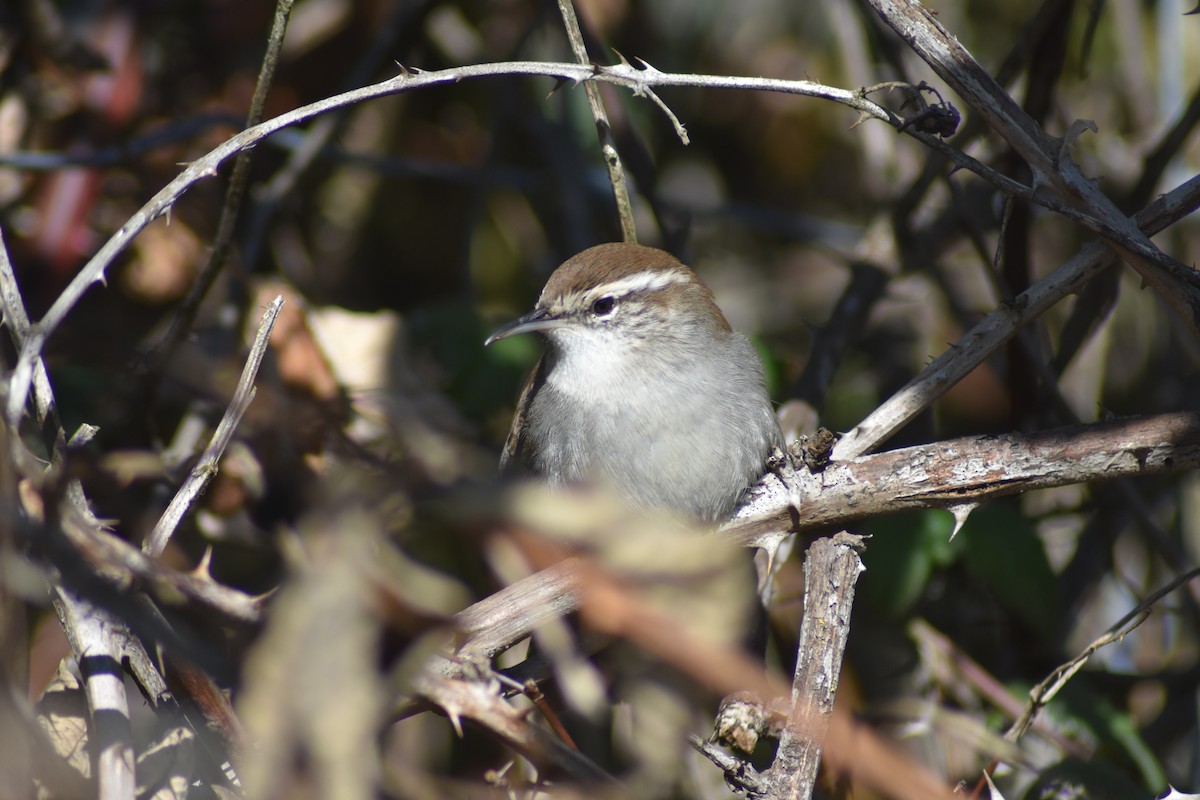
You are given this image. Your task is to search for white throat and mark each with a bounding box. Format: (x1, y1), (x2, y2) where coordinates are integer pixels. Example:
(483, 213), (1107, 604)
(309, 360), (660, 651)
(546, 328), (645, 403)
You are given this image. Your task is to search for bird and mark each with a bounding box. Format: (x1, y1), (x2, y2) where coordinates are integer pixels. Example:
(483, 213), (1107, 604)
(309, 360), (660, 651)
(486, 242), (783, 522)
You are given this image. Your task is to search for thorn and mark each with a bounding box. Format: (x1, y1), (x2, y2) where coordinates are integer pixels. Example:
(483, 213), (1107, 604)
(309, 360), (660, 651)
(447, 708), (464, 738)
(1059, 119), (1099, 169)
(947, 502), (979, 540)
(762, 545), (777, 584)
(634, 56), (661, 74)
(394, 61), (411, 76)
(611, 47), (632, 67)
(754, 531), (794, 606)
(983, 770), (1006, 800)
(191, 546), (215, 580)
(251, 586), (279, 610)
(546, 77), (568, 99)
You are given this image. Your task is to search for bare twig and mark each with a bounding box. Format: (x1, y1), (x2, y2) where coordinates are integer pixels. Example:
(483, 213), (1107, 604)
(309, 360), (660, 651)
(832, 172), (1200, 460)
(0, 227), (61, 435)
(143, 295), (285, 558)
(908, 620), (1092, 759)
(867, 0), (1200, 339)
(8, 59), (895, 425)
(790, 261), (891, 412)
(413, 672), (619, 785)
(242, 0), (424, 268)
(144, 0), (294, 373)
(61, 512), (266, 625)
(1007, 566), (1200, 743)
(8, 60), (901, 374)
(555, 0), (637, 242)
(7, 56), (1191, 427)
(0, 112), (243, 170)
(1128, 79), (1200, 209)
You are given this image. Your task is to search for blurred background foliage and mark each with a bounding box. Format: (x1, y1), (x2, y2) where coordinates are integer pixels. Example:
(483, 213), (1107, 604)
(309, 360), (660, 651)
(2, 0), (1200, 797)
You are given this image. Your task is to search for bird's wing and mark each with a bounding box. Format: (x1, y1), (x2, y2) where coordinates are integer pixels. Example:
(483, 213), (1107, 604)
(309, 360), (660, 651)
(499, 353), (548, 474)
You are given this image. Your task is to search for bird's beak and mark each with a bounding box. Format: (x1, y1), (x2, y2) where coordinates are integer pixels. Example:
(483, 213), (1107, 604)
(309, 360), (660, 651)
(484, 307), (566, 346)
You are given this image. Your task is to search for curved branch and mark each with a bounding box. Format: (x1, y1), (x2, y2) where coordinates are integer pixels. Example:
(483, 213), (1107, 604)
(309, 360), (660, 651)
(22, 60), (900, 360)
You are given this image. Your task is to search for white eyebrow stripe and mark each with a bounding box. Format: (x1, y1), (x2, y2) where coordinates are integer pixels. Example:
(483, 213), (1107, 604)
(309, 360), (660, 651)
(594, 269), (692, 298)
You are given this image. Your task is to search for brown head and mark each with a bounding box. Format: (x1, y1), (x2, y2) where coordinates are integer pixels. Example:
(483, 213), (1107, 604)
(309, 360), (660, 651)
(485, 243), (732, 346)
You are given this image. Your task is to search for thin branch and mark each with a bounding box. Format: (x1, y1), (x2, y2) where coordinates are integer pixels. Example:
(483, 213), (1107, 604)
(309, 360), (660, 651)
(555, 0), (638, 242)
(449, 558), (582, 667)
(832, 171), (1200, 460)
(0, 112), (243, 170)
(48, 498), (256, 760)
(10, 59), (894, 421)
(1127, 79), (1200, 209)
(241, 0), (424, 268)
(0, 227), (61, 434)
(10, 57), (1198, 448)
(867, 0), (1200, 339)
(413, 671), (620, 785)
(15, 60), (904, 368)
(59, 512), (266, 625)
(145, 0), (294, 373)
(790, 261), (891, 412)
(143, 295), (285, 558)
(908, 619), (1092, 759)
(1006, 566), (1200, 744)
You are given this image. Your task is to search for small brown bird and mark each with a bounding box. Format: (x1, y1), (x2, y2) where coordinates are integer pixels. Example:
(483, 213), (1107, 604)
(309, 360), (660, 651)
(486, 243), (783, 522)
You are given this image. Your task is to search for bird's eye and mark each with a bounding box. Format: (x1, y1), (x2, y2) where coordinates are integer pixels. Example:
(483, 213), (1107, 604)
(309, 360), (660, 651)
(591, 296), (617, 317)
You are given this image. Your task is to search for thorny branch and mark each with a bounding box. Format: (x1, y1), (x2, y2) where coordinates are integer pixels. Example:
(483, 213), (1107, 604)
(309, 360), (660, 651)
(0, 55), (1112, 423)
(143, 295), (285, 558)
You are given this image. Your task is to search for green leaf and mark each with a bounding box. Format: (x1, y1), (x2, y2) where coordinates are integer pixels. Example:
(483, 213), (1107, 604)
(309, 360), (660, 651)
(960, 502), (1058, 640)
(859, 509), (964, 616)
(1055, 683), (1168, 792)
